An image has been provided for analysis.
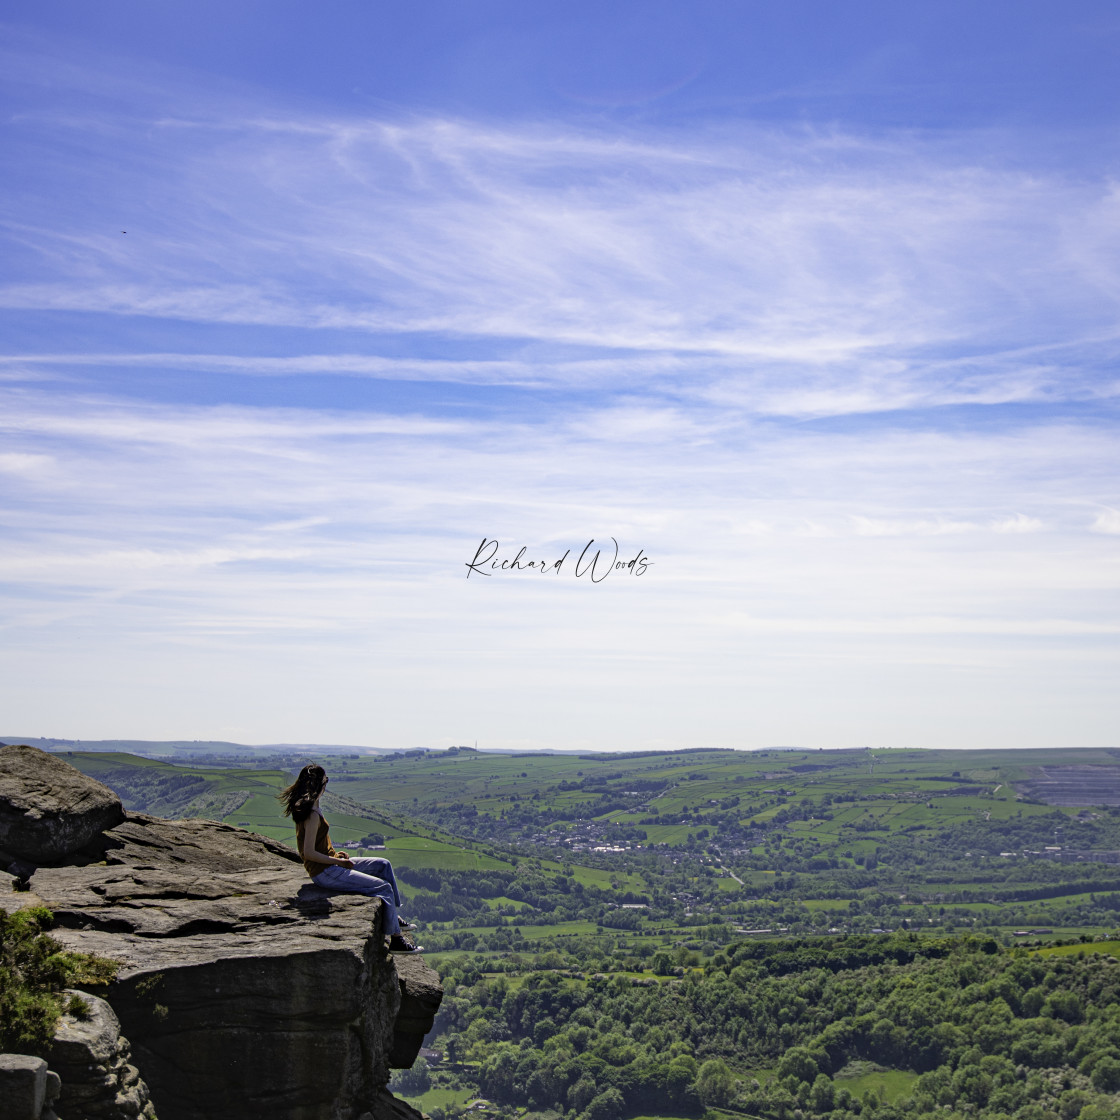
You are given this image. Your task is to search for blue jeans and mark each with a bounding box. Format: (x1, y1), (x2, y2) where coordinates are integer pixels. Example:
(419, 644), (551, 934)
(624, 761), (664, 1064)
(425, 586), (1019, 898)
(313, 856), (402, 934)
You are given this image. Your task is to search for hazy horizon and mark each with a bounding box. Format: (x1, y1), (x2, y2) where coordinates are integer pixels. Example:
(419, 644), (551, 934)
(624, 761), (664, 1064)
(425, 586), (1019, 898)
(5, 737), (1116, 760)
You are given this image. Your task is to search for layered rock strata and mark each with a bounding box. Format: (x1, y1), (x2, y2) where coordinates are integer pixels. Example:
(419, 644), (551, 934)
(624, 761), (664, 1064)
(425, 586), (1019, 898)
(49, 991), (156, 1119)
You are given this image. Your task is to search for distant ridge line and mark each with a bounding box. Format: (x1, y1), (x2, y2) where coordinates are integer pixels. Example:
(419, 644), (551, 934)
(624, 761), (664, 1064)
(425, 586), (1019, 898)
(0, 737), (399, 755)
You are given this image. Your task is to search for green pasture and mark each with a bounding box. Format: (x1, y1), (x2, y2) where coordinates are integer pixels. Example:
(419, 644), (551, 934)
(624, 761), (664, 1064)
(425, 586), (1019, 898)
(827, 805), (873, 826)
(544, 790), (595, 809)
(397, 1086), (477, 1115)
(833, 1064), (919, 1103)
(637, 823), (694, 844)
(384, 840), (511, 871)
(556, 863), (646, 891)
(508, 920), (604, 940)
(965, 769), (1001, 782)
(231, 791), (288, 823)
(1024, 891), (1107, 907)
(1010, 926), (1108, 942)
(751, 805), (784, 823)
(184, 768), (286, 791)
(61, 750), (171, 771)
(737, 868), (778, 883)
(600, 809), (652, 824)
(482, 895), (533, 911)
(384, 834), (468, 851)
(1031, 939), (1120, 958)
(453, 920), (602, 941)
(66, 752), (287, 791)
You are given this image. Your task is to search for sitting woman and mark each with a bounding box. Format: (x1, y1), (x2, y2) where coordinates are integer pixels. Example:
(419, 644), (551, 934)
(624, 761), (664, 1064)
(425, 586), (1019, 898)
(279, 763), (419, 952)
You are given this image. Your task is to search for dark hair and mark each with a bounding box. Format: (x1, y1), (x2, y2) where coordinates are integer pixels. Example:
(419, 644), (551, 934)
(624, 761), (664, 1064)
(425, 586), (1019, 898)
(278, 763), (327, 823)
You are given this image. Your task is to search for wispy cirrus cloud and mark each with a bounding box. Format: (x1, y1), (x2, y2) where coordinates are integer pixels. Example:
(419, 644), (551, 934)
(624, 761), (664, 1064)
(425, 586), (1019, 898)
(3, 96), (1120, 452)
(5, 342), (1120, 420)
(4, 70), (1120, 374)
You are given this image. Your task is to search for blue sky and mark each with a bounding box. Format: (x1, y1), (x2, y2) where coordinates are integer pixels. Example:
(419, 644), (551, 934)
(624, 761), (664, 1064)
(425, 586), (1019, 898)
(2, 2), (1118, 750)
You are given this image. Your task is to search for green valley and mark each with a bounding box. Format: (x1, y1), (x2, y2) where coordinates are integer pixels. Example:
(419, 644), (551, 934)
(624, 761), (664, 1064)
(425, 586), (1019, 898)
(50, 744), (1120, 1120)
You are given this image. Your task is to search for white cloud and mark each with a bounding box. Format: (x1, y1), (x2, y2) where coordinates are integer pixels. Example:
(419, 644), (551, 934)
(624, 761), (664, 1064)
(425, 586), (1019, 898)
(992, 514), (1044, 533)
(1092, 509), (1120, 535)
(0, 451), (54, 477)
(850, 516), (975, 537)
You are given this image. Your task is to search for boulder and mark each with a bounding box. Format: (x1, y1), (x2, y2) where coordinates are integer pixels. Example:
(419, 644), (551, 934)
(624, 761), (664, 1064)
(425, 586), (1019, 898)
(0, 1054), (50, 1120)
(0, 745), (123, 864)
(49, 991), (156, 1119)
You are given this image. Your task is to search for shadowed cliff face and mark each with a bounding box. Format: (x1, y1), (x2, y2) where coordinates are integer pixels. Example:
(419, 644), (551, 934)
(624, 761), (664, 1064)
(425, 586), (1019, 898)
(0, 745), (442, 1120)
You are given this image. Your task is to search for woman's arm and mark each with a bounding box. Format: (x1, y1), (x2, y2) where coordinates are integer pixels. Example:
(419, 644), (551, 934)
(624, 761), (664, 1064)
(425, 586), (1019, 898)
(301, 810), (353, 867)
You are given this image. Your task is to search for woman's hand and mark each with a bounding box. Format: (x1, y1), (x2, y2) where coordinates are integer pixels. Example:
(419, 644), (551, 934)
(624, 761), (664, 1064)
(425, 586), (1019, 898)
(335, 857), (355, 868)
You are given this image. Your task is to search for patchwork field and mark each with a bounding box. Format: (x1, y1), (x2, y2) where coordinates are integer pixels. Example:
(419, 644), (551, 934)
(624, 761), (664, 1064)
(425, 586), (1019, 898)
(53, 743), (1120, 942)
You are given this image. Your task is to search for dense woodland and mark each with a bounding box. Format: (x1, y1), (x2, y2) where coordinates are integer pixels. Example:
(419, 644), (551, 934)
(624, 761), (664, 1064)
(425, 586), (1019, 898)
(408, 934), (1120, 1120)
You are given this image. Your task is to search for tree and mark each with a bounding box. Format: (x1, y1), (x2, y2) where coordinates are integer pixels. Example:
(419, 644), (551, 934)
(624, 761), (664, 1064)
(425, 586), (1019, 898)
(1043, 990), (1083, 1023)
(568, 1075), (598, 1112)
(582, 1086), (625, 1120)
(809, 1072), (835, 1112)
(390, 1056), (430, 1096)
(777, 1046), (819, 1085)
(1091, 1055), (1120, 1093)
(664, 1055), (698, 1102)
(532, 1016), (555, 1047)
(695, 1058), (734, 1107)
(478, 1047), (519, 1102)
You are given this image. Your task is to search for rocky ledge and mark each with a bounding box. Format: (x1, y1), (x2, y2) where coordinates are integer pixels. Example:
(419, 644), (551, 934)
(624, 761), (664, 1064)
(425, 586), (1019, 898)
(0, 744), (442, 1120)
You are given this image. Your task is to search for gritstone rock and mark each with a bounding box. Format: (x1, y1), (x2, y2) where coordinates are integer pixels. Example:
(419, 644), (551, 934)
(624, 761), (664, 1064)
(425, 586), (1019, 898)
(49, 990), (156, 1119)
(0, 744), (124, 865)
(0, 1054), (52, 1120)
(12, 755), (441, 1120)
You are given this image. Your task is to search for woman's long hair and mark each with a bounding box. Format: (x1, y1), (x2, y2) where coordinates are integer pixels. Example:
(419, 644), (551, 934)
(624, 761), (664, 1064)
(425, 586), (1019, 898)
(278, 763), (327, 823)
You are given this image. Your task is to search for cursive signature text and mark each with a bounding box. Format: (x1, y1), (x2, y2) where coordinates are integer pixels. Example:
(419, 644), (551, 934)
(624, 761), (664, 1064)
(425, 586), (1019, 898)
(465, 538), (651, 582)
